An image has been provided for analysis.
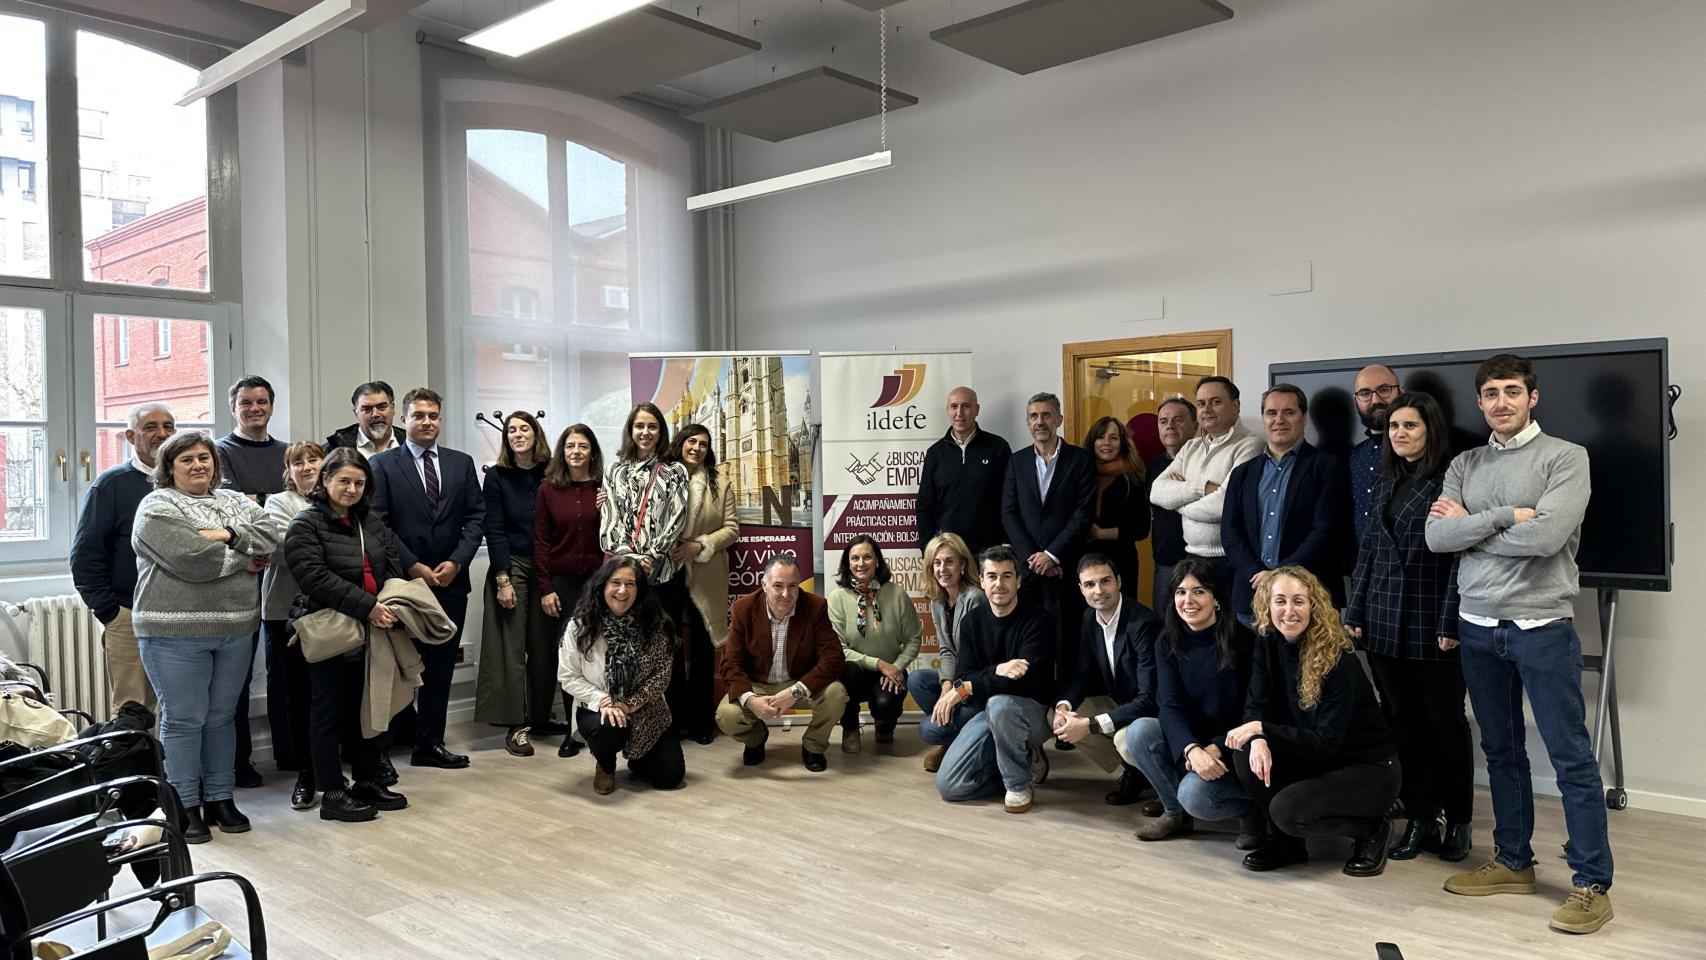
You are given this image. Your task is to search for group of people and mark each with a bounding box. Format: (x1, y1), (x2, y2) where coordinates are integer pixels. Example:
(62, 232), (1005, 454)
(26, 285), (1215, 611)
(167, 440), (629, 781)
(65, 349), (1615, 937)
(904, 359), (1612, 936)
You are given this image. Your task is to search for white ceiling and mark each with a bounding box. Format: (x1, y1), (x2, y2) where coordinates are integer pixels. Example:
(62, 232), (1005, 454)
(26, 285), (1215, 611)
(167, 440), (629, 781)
(409, 0), (1030, 107)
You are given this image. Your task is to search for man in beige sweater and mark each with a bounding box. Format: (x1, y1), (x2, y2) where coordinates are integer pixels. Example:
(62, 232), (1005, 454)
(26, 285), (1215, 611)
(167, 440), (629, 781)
(1148, 376), (1264, 590)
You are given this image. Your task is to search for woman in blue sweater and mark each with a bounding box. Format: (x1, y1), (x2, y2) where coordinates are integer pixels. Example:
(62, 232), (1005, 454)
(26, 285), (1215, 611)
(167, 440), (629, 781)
(473, 412), (560, 757)
(1123, 557), (1260, 844)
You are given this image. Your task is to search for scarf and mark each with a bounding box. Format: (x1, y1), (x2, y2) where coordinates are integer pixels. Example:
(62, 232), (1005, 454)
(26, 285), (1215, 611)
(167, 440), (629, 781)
(603, 613), (643, 701)
(855, 582), (883, 636)
(1094, 459), (1126, 514)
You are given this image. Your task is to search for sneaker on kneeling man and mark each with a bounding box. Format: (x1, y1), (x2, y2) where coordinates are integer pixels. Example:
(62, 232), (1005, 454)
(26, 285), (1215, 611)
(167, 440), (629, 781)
(1005, 788), (1033, 814)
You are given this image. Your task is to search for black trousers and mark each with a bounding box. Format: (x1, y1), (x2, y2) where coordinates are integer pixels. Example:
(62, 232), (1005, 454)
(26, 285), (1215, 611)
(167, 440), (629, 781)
(309, 654), (381, 791)
(1022, 571), (1081, 686)
(668, 600), (718, 739)
(1368, 652), (1475, 824)
(1233, 744), (1400, 842)
(233, 631), (258, 772)
(655, 572), (690, 733)
(575, 707), (685, 789)
(262, 619), (313, 783)
(839, 661), (905, 731)
(551, 573), (592, 723)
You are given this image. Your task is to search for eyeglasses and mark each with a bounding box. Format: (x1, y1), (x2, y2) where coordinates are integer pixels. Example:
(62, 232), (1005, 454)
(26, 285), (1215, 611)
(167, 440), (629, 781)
(1353, 384), (1400, 402)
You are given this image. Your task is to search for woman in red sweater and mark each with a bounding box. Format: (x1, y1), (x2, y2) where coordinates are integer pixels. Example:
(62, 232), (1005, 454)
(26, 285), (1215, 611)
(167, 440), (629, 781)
(535, 423), (606, 757)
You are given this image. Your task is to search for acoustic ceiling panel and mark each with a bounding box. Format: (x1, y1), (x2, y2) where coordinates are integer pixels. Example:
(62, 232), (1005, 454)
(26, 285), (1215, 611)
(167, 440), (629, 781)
(492, 5), (760, 99)
(680, 66), (918, 142)
(841, 0), (910, 9)
(238, 0), (430, 31)
(931, 0), (1233, 75)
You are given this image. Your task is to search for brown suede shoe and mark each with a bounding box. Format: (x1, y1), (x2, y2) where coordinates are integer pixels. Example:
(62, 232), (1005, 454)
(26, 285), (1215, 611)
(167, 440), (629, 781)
(593, 765), (616, 795)
(1443, 858), (1538, 896)
(922, 745), (947, 772)
(1550, 886), (1612, 934)
(1133, 812), (1193, 841)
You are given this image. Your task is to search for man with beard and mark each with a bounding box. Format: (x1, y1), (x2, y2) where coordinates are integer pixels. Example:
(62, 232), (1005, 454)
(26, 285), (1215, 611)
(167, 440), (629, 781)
(325, 381), (406, 458)
(71, 402), (176, 716)
(1348, 364), (1402, 543)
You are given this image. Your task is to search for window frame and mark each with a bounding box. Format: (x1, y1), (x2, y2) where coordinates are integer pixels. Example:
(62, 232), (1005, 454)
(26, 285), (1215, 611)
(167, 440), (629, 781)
(0, 2), (242, 572)
(0, 1), (241, 305)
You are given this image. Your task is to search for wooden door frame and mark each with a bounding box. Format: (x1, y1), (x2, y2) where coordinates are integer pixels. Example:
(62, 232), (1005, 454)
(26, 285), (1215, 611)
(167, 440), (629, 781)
(1061, 328), (1234, 429)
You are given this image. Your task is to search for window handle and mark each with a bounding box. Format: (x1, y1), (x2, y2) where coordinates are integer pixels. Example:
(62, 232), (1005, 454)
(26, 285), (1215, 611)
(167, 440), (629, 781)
(80, 450), (92, 481)
(55, 449), (68, 483)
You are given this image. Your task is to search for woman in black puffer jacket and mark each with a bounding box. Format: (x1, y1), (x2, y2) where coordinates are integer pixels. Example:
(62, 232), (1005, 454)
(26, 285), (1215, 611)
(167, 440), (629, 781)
(283, 449), (408, 824)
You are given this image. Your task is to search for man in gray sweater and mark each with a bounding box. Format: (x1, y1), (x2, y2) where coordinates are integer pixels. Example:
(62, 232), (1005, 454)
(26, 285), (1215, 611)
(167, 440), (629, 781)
(1425, 353), (1612, 935)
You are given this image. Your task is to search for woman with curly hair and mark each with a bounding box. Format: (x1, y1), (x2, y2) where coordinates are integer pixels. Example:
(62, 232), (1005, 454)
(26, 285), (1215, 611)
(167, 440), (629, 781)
(558, 557), (684, 795)
(1225, 565), (1398, 877)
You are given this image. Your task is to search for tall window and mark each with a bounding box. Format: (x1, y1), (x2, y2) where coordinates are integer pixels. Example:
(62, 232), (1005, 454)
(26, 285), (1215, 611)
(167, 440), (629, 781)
(76, 31), (208, 292)
(438, 72), (699, 466)
(0, 6), (236, 567)
(0, 15), (46, 279)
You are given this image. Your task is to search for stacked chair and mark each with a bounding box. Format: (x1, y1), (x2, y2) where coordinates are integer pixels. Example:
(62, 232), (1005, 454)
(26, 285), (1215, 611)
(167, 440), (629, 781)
(0, 667), (267, 959)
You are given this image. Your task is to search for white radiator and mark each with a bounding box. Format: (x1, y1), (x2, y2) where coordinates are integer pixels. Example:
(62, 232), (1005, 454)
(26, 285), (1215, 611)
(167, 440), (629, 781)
(22, 594), (110, 723)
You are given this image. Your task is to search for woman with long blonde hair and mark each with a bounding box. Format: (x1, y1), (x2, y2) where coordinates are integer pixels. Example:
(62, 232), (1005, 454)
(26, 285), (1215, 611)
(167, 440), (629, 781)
(1224, 566), (1398, 877)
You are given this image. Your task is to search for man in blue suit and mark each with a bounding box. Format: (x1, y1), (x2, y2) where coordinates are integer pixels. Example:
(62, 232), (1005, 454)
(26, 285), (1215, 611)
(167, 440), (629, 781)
(1053, 554), (1160, 807)
(369, 386), (486, 771)
(1221, 383), (1352, 622)
(1001, 391), (1098, 693)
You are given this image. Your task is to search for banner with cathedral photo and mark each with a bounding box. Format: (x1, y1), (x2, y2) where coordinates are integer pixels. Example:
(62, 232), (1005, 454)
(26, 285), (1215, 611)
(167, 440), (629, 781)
(820, 351), (973, 669)
(629, 352), (817, 601)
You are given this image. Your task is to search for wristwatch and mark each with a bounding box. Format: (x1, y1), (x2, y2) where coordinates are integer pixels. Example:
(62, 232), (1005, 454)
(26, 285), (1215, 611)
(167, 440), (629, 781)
(954, 681), (974, 700)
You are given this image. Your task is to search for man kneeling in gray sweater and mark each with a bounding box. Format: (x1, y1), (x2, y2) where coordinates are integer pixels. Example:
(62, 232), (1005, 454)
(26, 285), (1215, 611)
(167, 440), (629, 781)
(1424, 353), (1613, 935)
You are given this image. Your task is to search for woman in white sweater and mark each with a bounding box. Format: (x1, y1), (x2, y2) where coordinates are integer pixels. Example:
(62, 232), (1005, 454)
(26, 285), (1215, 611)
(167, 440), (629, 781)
(131, 432), (284, 843)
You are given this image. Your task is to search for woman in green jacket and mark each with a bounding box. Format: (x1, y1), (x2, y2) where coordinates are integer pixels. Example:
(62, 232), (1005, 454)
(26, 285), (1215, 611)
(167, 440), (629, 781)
(827, 534), (921, 754)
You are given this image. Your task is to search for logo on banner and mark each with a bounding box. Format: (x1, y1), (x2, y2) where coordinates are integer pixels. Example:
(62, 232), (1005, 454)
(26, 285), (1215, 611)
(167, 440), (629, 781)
(846, 452), (883, 486)
(871, 364), (927, 408)
(865, 364), (930, 432)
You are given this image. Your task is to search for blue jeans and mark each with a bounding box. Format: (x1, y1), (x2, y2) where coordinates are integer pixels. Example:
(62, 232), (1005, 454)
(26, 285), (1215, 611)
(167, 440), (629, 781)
(137, 633), (254, 808)
(909, 668), (975, 746)
(1458, 618), (1613, 890)
(1125, 717), (1254, 820)
(935, 695), (1050, 800)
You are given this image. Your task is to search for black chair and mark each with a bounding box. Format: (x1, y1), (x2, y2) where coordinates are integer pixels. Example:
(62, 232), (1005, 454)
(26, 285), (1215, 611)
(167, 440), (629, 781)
(0, 732), (171, 850)
(0, 859), (267, 960)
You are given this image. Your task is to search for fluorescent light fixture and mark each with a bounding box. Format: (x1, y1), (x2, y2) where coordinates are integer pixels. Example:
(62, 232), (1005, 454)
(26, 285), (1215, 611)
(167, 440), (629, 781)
(177, 0), (365, 106)
(463, 0), (652, 59)
(687, 151), (892, 212)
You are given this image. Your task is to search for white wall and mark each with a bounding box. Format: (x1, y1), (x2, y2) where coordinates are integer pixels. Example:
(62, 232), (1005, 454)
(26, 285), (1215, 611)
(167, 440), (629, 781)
(731, 0), (1706, 815)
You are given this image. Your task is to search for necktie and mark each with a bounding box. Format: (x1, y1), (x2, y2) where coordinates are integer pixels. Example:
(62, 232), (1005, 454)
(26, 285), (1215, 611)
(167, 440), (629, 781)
(422, 449), (440, 513)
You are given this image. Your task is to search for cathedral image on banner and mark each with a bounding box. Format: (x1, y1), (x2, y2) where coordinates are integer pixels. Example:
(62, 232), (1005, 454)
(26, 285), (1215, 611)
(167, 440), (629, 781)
(661, 355), (814, 527)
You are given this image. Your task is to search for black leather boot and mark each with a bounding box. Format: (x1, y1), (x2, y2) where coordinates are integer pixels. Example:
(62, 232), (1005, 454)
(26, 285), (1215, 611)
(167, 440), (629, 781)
(203, 798), (251, 834)
(351, 781), (409, 811)
(1104, 764), (1148, 806)
(319, 789), (378, 823)
(1439, 821), (1473, 862)
(1388, 817), (1440, 860)
(1242, 834), (1308, 872)
(181, 806), (211, 844)
(1344, 818), (1392, 877)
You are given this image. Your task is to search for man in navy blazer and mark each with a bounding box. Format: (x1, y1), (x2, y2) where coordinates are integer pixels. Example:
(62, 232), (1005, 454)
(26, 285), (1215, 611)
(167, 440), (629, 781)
(369, 386), (486, 770)
(1053, 553), (1160, 805)
(1002, 391), (1098, 688)
(1221, 384), (1352, 621)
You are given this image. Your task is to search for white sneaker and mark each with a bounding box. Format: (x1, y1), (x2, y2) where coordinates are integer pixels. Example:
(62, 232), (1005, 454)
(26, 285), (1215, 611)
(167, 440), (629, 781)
(1030, 745), (1050, 786)
(1005, 788), (1034, 814)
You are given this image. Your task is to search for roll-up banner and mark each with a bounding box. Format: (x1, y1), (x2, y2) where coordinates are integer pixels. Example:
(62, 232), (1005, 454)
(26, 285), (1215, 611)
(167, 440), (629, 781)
(820, 351), (973, 668)
(629, 352), (818, 599)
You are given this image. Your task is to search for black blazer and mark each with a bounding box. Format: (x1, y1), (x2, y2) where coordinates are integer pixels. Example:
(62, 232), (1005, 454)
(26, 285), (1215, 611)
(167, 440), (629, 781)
(1345, 470), (1461, 660)
(1221, 441), (1351, 613)
(916, 428), (1012, 556)
(1001, 441), (1097, 570)
(369, 444), (485, 595)
(1087, 472), (1151, 593)
(1059, 599), (1160, 731)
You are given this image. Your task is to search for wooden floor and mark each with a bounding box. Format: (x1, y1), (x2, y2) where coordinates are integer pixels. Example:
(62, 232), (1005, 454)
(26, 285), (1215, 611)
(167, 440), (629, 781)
(98, 722), (1706, 959)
